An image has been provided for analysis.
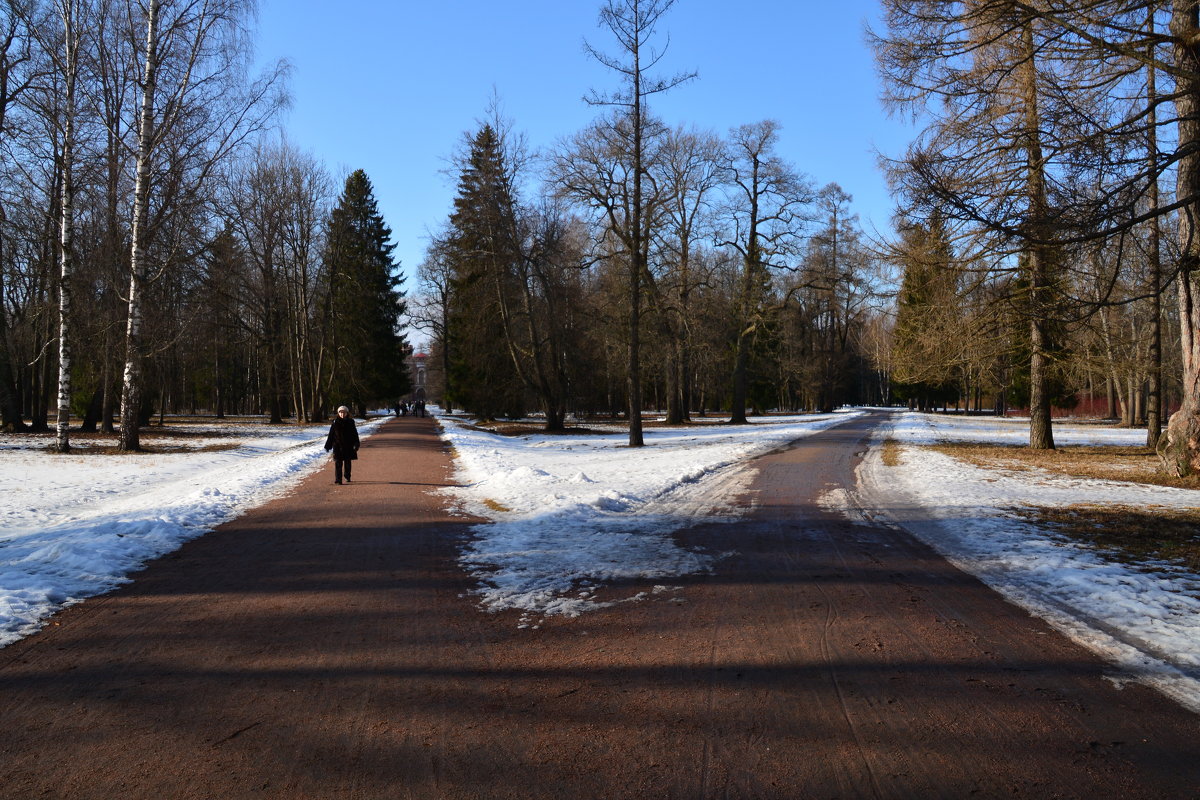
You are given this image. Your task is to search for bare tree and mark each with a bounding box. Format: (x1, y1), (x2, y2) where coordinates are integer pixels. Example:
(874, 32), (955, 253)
(117, 0), (285, 450)
(651, 124), (723, 423)
(872, 1), (1136, 448)
(117, 0), (161, 450)
(223, 138), (304, 424)
(40, 0), (95, 452)
(578, 0), (694, 446)
(0, 0), (41, 432)
(720, 120), (812, 424)
(413, 230), (454, 411)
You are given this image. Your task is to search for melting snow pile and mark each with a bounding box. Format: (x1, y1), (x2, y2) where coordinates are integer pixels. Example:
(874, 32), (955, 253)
(437, 412), (862, 623)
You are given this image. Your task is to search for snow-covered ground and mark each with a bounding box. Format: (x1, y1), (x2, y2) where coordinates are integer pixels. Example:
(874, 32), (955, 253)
(436, 412), (863, 623)
(5, 407), (1199, 713)
(856, 412), (1200, 712)
(0, 417), (387, 646)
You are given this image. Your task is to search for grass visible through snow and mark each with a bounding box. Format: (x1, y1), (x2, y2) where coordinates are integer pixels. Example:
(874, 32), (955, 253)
(1013, 504), (1200, 571)
(925, 442), (1200, 490)
(908, 441), (1200, 571)
(881, 439), (903, 467)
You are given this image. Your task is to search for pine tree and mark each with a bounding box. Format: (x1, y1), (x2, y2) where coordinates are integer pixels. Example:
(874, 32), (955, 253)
(322, 170), (410, 414)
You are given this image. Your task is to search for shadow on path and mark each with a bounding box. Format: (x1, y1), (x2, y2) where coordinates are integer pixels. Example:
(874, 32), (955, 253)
(1, 413), (1197, 799)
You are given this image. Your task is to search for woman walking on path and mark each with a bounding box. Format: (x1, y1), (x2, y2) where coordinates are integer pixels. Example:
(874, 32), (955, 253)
(324, 406), (360, 484)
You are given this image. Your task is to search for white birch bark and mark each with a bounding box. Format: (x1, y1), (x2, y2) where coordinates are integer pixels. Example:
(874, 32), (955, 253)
(118, 0), (159, 452)
(54, 0), (80, 453)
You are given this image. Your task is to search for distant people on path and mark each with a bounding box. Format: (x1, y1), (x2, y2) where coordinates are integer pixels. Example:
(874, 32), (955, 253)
(324, 405), (360, 485)
(389, 400), (423, 417)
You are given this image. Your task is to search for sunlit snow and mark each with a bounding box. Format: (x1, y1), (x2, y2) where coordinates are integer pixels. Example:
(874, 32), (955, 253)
(436, 412), (862, 623)
(857, 412), (1200, 712)
(4, 408), (1200, 714)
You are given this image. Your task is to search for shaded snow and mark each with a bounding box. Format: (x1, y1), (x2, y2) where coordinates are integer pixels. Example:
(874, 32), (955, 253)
(436, 412), (863, 623)
(855, 411), (1200, 712)
(6, 406), (1200, 715)
(0, 418), (387, 646)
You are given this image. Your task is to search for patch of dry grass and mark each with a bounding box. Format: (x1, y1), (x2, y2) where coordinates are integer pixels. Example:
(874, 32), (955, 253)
(881, 439), (903, 467)
(924, 442), (1200, 490)
(15, 419), (303, 455)
(1013, 504), (1200, 571)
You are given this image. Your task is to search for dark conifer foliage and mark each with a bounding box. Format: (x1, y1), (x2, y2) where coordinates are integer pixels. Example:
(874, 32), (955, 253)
(199, 226), (250, 420)
(322, 169), (411, 414)
(890, 213), (962, 409)
(444, 125), (524, 419)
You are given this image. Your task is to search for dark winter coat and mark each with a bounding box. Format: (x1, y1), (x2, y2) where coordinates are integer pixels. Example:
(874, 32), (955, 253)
(324, 416), (360, 460)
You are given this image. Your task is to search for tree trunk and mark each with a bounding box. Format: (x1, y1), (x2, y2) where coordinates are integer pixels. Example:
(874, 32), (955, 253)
(1146, 7), (1164, 450)
(119, 0), (160, 452)
(55, 2), (78, 453)
(1021, 19), (1054, 450)
(79, 385), (102, 432)
(100, 331), (115, 433)
(1163, 3), (1200, 475)
(627, 50), (645, 448)
(730, 326), (750, 424)
(30, 281), (51, 432)
(1125, 377), (1136, 428)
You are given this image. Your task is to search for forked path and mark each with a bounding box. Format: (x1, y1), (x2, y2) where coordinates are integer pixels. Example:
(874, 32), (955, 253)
(1, 413), (1197, 799)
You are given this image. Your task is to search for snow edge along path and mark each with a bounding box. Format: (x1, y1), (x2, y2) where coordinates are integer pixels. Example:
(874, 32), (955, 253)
(847, 412), (1200, 714)
(435, 411), (865, 626)
(0, 417), (389, 648)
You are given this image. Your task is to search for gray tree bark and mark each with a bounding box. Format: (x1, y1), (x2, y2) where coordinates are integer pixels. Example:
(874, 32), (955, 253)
(1163, 2), (1200, 476)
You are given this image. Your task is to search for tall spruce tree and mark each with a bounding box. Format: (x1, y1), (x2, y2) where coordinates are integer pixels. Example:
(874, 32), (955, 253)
(322, 170), (410, 414)
(444, 124), (524, 420)
(890, 213), (963, 409)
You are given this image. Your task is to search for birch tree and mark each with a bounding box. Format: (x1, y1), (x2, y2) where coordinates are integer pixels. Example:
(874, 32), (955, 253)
(117, 0), (159, 450)
(46, 0), (93, 452)
(118, 0), (284, 450)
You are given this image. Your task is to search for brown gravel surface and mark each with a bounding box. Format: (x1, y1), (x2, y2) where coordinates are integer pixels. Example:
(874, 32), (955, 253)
(1, 412), (1198, 799)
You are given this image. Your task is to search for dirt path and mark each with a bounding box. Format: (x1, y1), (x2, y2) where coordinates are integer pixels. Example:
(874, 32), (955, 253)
(1, 413), (1198, 799)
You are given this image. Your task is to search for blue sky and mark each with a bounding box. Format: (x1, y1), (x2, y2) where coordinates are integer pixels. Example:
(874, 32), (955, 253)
(254, 0), (914, 288)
